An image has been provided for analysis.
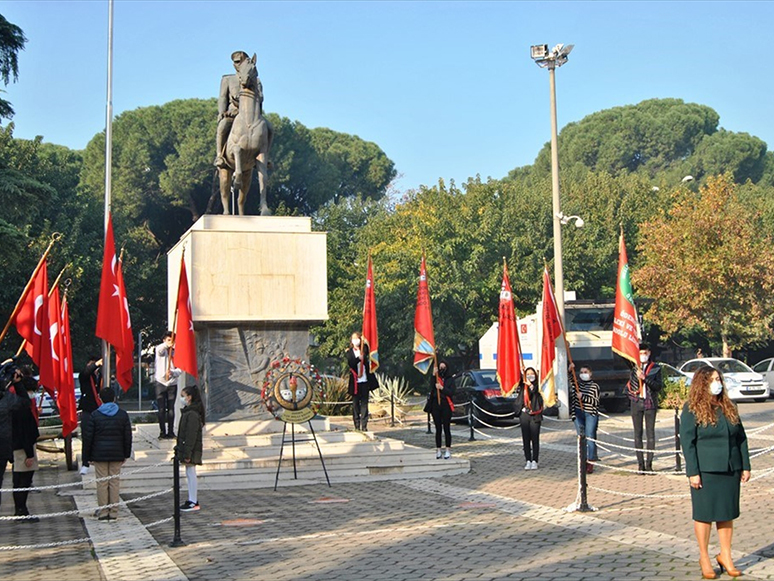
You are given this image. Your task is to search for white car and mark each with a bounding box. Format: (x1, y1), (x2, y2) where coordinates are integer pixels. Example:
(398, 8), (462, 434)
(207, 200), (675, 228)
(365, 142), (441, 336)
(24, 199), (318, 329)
(752, 358), (774, 399)
(679, 358), (769, 402)
(34, 375), (82, 417)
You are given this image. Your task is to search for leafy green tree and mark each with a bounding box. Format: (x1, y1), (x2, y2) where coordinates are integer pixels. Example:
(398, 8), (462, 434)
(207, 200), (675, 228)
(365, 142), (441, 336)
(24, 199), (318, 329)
(0, 14), (25, 119)
(632, 174), (774, 356)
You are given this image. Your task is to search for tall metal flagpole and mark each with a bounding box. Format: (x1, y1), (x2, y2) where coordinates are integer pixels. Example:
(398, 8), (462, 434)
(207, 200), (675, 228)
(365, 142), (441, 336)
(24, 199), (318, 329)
(102, 0), (114, 387)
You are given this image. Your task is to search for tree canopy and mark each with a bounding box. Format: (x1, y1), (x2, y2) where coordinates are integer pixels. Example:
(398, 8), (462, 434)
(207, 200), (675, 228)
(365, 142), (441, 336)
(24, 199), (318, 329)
(0, 14), (25, 119)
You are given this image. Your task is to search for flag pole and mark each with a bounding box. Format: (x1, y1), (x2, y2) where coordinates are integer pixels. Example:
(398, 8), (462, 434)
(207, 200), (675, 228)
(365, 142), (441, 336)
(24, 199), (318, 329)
(101, 0), (115, 388)
(0, 233), (62, 347)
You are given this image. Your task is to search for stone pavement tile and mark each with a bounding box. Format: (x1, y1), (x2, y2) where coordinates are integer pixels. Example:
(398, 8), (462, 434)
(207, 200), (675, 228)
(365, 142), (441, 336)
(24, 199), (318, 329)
(0, 455), (103, 581)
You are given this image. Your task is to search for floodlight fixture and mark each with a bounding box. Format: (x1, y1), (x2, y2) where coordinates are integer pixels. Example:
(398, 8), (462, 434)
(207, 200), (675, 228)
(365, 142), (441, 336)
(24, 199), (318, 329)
(557, 212), (584, 228)
(531, 42), (574, 69)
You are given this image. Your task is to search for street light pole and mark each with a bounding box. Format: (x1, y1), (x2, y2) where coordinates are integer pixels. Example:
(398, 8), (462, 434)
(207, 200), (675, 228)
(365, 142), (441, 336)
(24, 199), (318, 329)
(531, 43), (574, 419)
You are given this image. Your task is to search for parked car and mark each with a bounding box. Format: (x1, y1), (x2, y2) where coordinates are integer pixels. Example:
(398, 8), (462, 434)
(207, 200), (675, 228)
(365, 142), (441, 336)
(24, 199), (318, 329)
(661, 363), (692, 386)
(34, 375), (82, 417)
(449, 369), (517, 427)
(751, 358), (774, 398)
(678, 358), (769, 402)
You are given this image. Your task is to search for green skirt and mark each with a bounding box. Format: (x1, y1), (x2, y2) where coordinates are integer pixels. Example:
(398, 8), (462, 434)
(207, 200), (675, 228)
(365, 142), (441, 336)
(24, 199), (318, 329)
(690, 470), (741, 522)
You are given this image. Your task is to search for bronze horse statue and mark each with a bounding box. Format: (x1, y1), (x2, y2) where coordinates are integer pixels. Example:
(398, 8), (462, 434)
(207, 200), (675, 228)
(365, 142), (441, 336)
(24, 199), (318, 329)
(218, 54), (273, 215)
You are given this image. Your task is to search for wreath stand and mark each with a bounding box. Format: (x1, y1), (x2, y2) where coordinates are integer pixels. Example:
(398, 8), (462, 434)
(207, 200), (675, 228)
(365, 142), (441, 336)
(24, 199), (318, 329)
(274, 420), (331, 491)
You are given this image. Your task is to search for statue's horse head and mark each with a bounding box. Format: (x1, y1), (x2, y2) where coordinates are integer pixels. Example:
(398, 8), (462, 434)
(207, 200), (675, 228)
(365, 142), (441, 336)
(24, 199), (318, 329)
(236, 53), (259, 93)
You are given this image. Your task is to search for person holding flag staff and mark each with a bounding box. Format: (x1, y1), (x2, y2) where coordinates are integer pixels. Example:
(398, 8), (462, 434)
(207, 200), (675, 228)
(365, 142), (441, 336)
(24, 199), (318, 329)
(427, 360), (455, 459)
(627, 342), (662, 474)
(515, 367), (544, 470)
(346, 332), (377, 431)
(155, 332), (181, 439)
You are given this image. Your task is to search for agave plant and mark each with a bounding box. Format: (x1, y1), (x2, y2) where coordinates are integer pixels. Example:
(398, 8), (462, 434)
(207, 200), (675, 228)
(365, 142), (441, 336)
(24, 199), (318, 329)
(371, 374), (412, 406)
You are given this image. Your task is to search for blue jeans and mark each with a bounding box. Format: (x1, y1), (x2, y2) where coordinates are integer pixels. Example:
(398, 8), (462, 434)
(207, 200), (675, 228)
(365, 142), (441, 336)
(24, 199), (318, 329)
(573, 409), (599, 461)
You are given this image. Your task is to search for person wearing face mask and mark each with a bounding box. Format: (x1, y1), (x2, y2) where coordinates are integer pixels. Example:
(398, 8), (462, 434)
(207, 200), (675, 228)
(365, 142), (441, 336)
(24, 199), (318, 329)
(515, 367), (544, 470)
(346, 332), (377, 431)
(680, 365), (750, 579)
(177, 385), (205, 512)
(626, 342), (663, 474)
(427, 360), (455, 459)
(569, 364), (601, 473)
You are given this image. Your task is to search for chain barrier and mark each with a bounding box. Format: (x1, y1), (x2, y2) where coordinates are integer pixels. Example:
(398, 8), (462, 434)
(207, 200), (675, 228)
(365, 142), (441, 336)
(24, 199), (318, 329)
(0, 459), (170, 493)
(589, 485), (691, 500)
(586, 436), (684, 456)
(592, 460), (684, 476)
(470, 400), (517, 419)
(0, 488), (173, 521)
(0, 537), (92, 552)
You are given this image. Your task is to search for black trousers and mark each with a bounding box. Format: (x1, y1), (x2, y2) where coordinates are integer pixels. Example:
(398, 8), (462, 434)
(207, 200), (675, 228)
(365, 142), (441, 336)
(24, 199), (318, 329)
(631, 399), (657, 469)
(157, 393), (175, 436)
(432, 407), (452, 448)
(520, 413), (541, 462)
(352, 385), (369, 430)
(12, 470), (34, 515)
(0, 458), (6, 508)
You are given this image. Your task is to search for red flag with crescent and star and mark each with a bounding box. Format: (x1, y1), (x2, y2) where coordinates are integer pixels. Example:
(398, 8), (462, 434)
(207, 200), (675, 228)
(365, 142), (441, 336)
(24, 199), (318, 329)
(12, 259), (55, 389)
(114, 254), (135, 391)
(173, 256), (198, 378)
(95, 214), (125, 350)
(42, 283), (63, 398)
(58, 295), (78, 437)
(496, 261), (523, 397)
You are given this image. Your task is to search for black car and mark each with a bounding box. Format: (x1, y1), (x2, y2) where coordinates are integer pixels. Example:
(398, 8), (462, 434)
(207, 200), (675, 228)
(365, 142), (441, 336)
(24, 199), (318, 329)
(450, 369), (517, 427)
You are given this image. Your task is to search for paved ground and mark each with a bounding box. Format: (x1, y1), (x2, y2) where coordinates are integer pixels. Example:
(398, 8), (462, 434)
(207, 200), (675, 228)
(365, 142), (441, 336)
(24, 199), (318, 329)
(2, 401), (774, 580)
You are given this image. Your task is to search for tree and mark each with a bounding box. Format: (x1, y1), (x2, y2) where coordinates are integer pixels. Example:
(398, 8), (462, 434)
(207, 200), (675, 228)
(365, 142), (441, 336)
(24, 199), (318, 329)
(0, 14), (26, 119)
(632, 174), (774, 356)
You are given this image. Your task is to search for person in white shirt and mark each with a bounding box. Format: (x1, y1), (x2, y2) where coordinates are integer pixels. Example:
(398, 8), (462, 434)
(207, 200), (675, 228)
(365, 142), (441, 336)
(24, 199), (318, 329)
(154, 332), (181, 439)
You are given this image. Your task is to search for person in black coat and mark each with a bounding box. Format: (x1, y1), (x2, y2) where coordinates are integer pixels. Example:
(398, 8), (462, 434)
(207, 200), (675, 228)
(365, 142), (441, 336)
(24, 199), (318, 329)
(177, 385), (205, 512)
(0, 361), (26, 511)
(82, 387), (132, 521)
(515, 367), (544, 470)
(427, 360), (455, 459)
(346, 332), (377, 431)
(627, 342), (663, 474)
(78, 356), (103, 429)
(11, 375), (40, 521)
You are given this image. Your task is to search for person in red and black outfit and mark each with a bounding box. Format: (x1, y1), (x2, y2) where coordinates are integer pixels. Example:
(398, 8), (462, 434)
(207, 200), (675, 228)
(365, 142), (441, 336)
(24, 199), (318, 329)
(515, 367), (544, 470)
(346, 332), (377, 431)
(427, 360), (455, 459)
(627, 342), (663, 474)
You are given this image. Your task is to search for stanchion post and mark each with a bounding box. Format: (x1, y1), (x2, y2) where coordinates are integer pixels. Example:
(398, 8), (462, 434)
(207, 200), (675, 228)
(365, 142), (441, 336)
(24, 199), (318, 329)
(577, 432), (591, 512)
(170, 454), (185, 547)
(390, 392), (395, 427)
(674, 408), (682, 472)
(468, 392), (475, 441)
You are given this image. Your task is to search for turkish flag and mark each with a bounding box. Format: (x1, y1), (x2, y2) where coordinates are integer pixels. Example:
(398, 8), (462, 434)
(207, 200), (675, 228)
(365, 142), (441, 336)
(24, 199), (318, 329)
(114, 255), (135, 391)
(95, 214), (124, 350)
(58, 296), (78, 437)
(12, 259), (55, 389)
(42, 285), (63, 398)
(496, 262), (523, 397)
(172, 256), (198, 378)
(362, 255), (379, 374)
(412, 256), (436, 375)
(539, 267), (564, 408)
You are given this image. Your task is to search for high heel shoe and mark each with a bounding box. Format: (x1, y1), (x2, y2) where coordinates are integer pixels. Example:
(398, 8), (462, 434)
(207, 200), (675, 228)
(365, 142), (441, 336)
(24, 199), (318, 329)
(700, 557), (718, 579)
(716, 554), (742, 577)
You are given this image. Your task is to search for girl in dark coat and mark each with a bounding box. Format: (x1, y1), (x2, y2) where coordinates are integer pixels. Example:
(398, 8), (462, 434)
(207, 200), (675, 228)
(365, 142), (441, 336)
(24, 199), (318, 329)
(427, 361), (455, 459)
(346, 332), (377, 431)
(177, 385), (205, 512)
(11, 375), (40, 520)
(515, 367), (544, 470)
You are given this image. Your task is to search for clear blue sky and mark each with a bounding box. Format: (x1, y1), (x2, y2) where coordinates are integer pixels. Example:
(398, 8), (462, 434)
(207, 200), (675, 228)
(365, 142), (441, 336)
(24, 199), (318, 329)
(2, 1), (773, 193)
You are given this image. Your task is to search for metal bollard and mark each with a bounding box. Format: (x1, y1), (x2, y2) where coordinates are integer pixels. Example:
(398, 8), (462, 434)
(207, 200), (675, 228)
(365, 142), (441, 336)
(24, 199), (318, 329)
(577, 432), (592, 512)
(468, 393), (475, 441)
(170, 453), (185, 547)
(674, 408), (682, 472)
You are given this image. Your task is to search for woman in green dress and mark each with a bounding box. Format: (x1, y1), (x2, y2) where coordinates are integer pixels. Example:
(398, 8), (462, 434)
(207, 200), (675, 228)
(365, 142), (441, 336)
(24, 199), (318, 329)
(680, 365), (751, 579)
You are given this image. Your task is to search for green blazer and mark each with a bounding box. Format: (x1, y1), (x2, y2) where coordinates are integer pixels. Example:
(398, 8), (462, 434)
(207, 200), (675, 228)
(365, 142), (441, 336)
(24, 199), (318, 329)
(680, 402), (751, 477)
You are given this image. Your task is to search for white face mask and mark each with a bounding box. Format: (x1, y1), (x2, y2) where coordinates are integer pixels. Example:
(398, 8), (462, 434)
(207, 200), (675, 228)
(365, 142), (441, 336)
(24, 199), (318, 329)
(709, 380), (723, 396)
(180, 395), (188, 403)
(640, 354), (650, 364)
(579, 373), (591, 382)
(526, 375), (536, 383)
(352, 339), (361, 347)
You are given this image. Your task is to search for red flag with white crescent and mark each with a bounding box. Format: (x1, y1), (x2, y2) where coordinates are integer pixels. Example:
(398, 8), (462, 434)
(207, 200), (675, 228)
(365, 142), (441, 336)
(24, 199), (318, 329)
(58, 296), (78, 437)
(496, 262), (523, 397)
(95, 213), (124, 349)
(173, 256), (198, 378)
(42, 284), (62, 398)
(114, 254), (135, 391)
